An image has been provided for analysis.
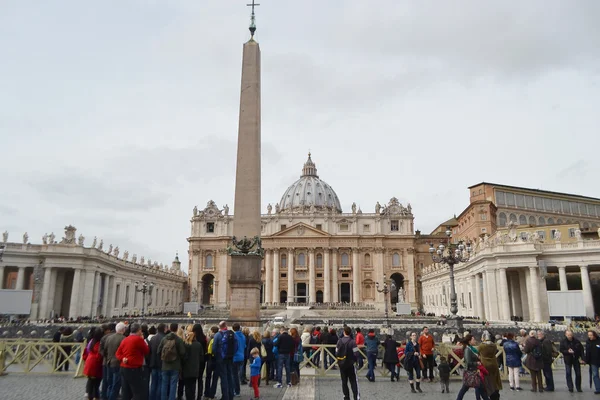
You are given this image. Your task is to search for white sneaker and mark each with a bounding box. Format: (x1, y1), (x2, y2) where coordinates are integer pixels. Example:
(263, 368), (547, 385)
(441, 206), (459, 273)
(273, 383), (282, 388)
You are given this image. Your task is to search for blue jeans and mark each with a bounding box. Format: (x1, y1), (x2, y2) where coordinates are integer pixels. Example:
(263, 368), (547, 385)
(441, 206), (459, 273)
(542, 363), (554, 390)
(161, 369), (179, 400)
(101, 364), (110, 398)
(407, 366), (421, 381)
(149, 368), (161, 400)
(233, 361), (243, 395)
(277, 354), (291, 385)
(591, 364), (600, 393)
(366, 352), (377, 380)
(204, 358), (217, 398)
(565, 362), (582, 391)
(217, 360), (235, 400)
(456, 383), (490, 400)
(106, 366), (121, 400)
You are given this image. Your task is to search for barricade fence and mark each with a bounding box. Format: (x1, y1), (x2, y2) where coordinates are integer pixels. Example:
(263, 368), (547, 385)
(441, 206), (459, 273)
(0, 339), (86, 376)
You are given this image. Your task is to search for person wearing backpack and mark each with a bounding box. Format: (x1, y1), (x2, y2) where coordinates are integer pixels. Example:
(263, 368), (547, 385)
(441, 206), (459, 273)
(274, 327), (294, 388)
(232, 323), (247, 397)
(538, 330), (557, 391)
(158, 323), (186, 400)
(335, 326), (360, 400)
(211, 321), (237, 400)
(523, 330), (544, 393)
(148, 323), (166, 400)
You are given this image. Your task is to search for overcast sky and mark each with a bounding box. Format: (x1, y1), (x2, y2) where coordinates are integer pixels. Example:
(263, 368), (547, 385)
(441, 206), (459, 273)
(2, 1), (599, 272)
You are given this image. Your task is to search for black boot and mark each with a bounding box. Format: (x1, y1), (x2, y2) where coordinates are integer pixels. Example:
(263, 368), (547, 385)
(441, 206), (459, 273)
(410, 383), (416, 393)
(416, 382), (423, 393)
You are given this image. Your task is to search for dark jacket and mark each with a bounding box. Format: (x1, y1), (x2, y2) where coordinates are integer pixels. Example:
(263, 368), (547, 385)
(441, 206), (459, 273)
(523, 336), (543, 371)
(335, 336), (357, 369)
(539, 337), (557, 365)
(248, 337), (260, 357)
(437, 362), (450, 380)
(158, 332), (187, 371)
(365, 334), (379, 354)
(560, 337), (583, 365)
(278, 332), (295, 355)
(585, 337), (600, 366)
(404, 340), (421, 369)
(383, 338), (400, 364)
(103, 332), (125, 368)
(182, 341), (204, 378)
(149, 331), (166, 369)
(261, 337), (274, 361)
(503, 339), (522, 368)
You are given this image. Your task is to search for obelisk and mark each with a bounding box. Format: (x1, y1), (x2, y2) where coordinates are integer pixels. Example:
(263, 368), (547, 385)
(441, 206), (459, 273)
(228, 3), (262, 324)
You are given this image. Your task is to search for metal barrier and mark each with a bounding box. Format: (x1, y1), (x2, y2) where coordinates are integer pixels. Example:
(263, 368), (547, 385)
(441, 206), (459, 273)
(0, 339), (86, 377)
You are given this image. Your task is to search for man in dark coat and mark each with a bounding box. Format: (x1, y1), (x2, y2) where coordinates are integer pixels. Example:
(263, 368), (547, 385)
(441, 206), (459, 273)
(537, 330), (557, 391)
(523, 330), (543, 393)
(148, 323), (166, 400)
(560, 330), (584, 393)
(584, 330), (600, 394)
(336, 326), (360, 400)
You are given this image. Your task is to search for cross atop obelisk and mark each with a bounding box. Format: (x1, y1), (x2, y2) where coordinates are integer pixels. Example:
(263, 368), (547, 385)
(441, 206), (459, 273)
(247, 0), (260, 38)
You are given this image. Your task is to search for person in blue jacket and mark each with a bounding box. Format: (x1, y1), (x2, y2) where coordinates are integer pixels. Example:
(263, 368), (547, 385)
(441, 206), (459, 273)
(503, 332), (523, 391)
(232, 322), (247, 397)
(249, 347), (262, 400)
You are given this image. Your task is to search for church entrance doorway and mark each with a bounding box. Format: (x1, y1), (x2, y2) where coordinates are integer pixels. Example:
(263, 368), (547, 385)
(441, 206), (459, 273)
(296, 283), (307, 303)
(340, 283), (351, 303)
(316, 290), (323, 303)
(280, 291), (287, 303)
(390, 273), (404, 304)
(201, 274), (214, 305)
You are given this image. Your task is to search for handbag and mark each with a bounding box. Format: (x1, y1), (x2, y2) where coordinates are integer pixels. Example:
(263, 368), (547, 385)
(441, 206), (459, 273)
(260, 344), (267, 358)
(463, 369), (481, 388)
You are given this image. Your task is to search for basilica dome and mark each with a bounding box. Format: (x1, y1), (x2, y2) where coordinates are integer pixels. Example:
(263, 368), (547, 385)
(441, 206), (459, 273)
(278, 154), (342, 213)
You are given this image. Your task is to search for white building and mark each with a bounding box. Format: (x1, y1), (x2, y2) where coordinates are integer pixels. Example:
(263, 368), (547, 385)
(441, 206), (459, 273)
(0, 226), (186, 319)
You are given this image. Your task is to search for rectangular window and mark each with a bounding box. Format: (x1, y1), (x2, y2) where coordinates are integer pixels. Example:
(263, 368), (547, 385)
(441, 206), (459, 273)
(363, 224), (370, 232)
(481, 227), (487, 233)
(561, 200), (570, 214)
(317, 273), (323, 278)
(515, 194), (525, 208)
(537, 230), (546, 240)
(534, 197), (544, 210)
(552, 199), (561, 212)
(480, 214), (487, 221)
(281, 273), (287, 278)
(568, 228), (576, 238)
(495, 191), (506, 205)
(316, 224), (322, 230)
(525, 195), (534, 209)
(550, 229), (557, 239)
(506, 193), (515, 206)
(544, 198), (552, 211)
(582, 203), (590, 216)
(342, 273), (349, 278)
(339, 223), (349, 231)
(570, 202), (579, 214)
(391, 220), (399, 231)
(280, 224), (287, 231)
(520, 232), (528, 240)
(206, 222), (215, 233)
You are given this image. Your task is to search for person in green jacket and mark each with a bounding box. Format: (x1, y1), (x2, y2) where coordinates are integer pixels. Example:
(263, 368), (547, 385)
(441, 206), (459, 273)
(158, 323), (186, 400)
(182, 327), (205, 400)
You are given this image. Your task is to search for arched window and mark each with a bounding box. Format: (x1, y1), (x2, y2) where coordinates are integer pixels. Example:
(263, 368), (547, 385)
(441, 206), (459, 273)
(298, 253), (306, 266)
(341, 253), (349, 266)
(557, 219), (563, 224)
(547, 217), (555, 225)
(281, 254), (287, 268)
(519, 215), (527, 225)
(528, 216), (537, 226)
(316, 253), (323, 268)
(392, 253), (401, 267)
(205, 254), (213, 268)
(583, 222), (590, 229)
(509, 213), (517, 223)
(498, 213), (507, 227)
(539, 216), (546, 225)
(364, 253), (371, 266)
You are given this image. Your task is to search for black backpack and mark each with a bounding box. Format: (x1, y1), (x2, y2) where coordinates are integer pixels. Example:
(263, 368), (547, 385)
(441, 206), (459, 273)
(221, 330), (236, 360)
(532, 345), (543, 360)
(336, 339), (354, 369)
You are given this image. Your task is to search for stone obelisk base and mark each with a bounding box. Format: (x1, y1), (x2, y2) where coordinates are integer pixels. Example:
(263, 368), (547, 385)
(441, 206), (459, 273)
(229, 255), (262, 326)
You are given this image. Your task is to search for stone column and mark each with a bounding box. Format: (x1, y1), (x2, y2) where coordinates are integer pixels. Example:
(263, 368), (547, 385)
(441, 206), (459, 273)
(580, 265), (595, 318)
(323, 249), (330, 303)
(352, 249), (360, 303)
(498, 267), (511, 320)
(272, 249), (279, 303)
(69, 269), (82, 318)
(191, 250), (200, 298)
(308, 248), (316, 304)
(558, 265), (568, 291)
(39, 267), (53, 319)
(482, 271), (490, 319)
(509, 272), (523, 318)
(332, 249), (339, 302)
(485, 269), (499, 320)
(81, 270), (96, 317)
(91, 272), (101, 317)
(374, 249), (385, 305)
(217, 250), (228, 308)
(102, 274), (111, 317)
(287, 249), (295, 302)
(406, 248), (417, 308)
(470, 275), (477, 316)
(519, 269), (531, 321)
(265, 250), (272, 303)
(0, 266), (4, 289)
(529, 266), (542, 322)
(15, 267), (25, 290)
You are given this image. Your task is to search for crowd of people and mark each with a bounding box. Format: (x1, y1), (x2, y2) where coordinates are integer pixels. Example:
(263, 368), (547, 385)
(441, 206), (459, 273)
(66, 320), (600, 400)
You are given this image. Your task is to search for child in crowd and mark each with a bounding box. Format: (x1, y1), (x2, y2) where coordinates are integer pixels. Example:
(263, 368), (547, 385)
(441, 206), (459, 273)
(250, 347), (262, 400)
(438, 356), (451, 393)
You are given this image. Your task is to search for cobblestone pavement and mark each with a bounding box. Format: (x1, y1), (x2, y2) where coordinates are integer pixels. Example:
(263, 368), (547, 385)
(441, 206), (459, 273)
(0, 368), (596, 400)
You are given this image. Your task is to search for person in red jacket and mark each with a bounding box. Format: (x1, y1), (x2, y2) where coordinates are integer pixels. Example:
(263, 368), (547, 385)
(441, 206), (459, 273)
(115, 323), (150, 400)
(84, 328), (104, 400)
(418, 326), (435, 382)
(355, 328), (365, 369)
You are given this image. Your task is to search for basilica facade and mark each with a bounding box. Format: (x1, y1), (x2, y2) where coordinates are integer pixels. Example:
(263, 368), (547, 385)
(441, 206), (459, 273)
(188, 154), (422, 311)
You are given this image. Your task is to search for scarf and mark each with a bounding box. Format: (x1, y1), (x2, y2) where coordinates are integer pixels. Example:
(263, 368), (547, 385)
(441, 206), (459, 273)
(468, 345), (479, 355)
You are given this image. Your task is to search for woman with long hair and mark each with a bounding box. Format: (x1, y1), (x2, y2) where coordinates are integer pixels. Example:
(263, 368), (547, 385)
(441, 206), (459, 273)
(290, 327), (302, 381)
(83, 328), (104, 400)
(404, 332), (422, 392)
(456, 335), (490, 400)
(193, 324), (208, 400)
(182, 328), (204, 400)
(261, 330), (274, 385)
(478, 332), (502, 400)
(203, 326), (219, 400)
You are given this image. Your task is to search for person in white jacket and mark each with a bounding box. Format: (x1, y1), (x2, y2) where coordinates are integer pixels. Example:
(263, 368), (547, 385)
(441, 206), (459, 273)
(301, 327), (312, 365)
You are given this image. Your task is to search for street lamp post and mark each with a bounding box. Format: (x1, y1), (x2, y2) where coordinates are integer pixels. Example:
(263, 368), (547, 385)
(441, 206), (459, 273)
(135, 275), (154, 318)
(376, 273), (397, 330)
(429, 227), (472, 331)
